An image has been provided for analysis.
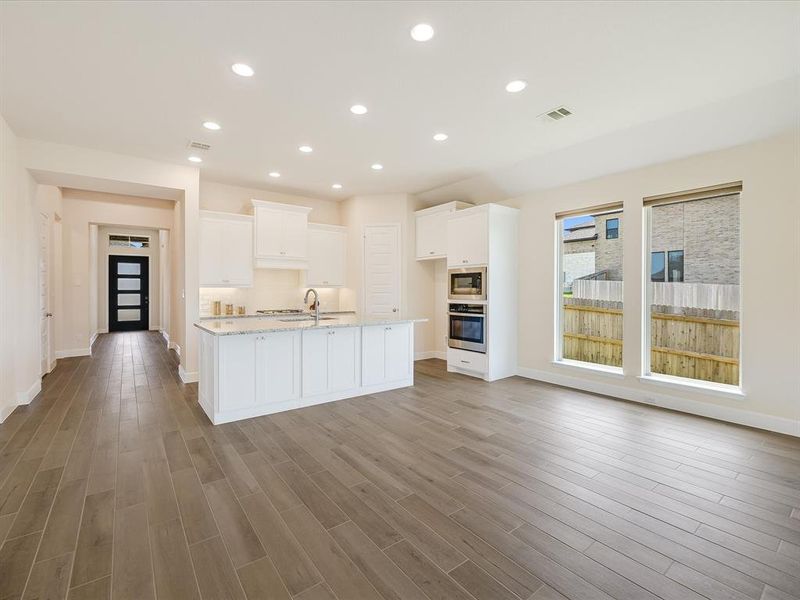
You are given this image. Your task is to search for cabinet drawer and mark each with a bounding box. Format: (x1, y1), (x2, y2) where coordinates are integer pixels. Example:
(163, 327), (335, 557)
(447, 347), (487, 373)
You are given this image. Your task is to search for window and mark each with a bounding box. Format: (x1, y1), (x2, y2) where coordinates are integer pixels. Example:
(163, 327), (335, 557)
(556, 206), (623, 370)
(651, 252), (665, 282)
(109, 234), (149, 249)
(605, 218), (619, 239)
(645, 184), (740, 387)
(667, 250), (684, 282)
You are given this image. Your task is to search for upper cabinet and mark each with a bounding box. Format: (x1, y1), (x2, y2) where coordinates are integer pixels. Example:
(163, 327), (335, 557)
(199, 211), (253, 287)
(306, 224), (346, 288)
(252, 199), (312, 269)
(415, 201), (472, 260)
(447, 208), (489, 267)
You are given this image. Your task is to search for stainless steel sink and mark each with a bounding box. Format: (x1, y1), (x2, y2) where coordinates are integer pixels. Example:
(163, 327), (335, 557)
(278, 316), (337, 322)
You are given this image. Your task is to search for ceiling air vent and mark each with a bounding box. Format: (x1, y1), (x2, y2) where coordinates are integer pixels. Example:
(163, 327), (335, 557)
(541, 106), (573, 122)
(188, 140), (211, 151)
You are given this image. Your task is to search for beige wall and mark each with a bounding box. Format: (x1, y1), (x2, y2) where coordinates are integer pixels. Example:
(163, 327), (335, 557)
(501, 131), (799, 429)
(200, 180), (341, 224)
(58, 189), (174, 353)
(0, 114), (41, 420)
(340, 193), (437, 355)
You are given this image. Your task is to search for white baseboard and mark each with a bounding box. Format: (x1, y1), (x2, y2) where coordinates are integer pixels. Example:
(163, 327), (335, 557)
(16, 379), (41, 406)
(415, 350), (446, 361)
(516, 366), (800, 438)
(179, 364), (198, 384)
(55, 348), (91, 359)
(0, 404), (16, 423)
(169, 341), (180, 357)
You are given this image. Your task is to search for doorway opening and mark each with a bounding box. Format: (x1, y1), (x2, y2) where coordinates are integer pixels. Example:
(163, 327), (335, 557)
(108, 255), (149, 331)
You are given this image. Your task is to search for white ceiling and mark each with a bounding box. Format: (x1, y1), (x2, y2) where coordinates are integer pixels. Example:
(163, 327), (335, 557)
(2, 1), (798, 200)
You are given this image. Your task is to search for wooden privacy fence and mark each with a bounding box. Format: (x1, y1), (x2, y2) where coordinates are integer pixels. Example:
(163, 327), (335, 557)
(572, 280), (740, 312)
(562, 303), (740, 385)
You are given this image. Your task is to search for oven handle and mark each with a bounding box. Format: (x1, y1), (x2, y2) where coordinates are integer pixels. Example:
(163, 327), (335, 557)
(448, 312), (485, 318)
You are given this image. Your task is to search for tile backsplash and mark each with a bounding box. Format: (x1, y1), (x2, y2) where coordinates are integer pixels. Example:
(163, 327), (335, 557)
(200, 269), (342, 316)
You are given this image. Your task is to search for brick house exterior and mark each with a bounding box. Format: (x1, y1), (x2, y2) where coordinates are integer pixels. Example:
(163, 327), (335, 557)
(562, 194), (739, 285)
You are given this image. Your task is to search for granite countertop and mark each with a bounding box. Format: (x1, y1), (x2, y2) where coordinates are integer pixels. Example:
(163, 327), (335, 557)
(199, 310), (355, 321)
(194, 314), (428, 336)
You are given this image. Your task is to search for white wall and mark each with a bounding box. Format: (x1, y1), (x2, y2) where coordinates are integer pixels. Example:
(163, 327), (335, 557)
(19, 138), (200, 378)
(501, 131), (800, 433)
(340, 193), (437, 356)
(0, 115), (41, 421)
(57, 189), (174, 354)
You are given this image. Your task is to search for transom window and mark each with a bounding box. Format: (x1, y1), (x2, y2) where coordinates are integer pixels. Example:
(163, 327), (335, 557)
(109, 234), (150, 249)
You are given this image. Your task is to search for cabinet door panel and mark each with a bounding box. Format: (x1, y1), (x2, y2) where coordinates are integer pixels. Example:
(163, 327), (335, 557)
(282, 211), (308, 258)
(447, 212), (488, 267)
(259, 332), (301, 404)
(385, 324), (412, 382)
(219, 335), (258, 410)
(255, 207), (283, 258)
(416, 211), (448, 259)
(302, 329), (329, 396)
(361, 325), (386, 386)
(226, 220), (253, 285)
(199, 218), (223, 285)
(328, 327), (359, 391)
(307, 228), (345, 287)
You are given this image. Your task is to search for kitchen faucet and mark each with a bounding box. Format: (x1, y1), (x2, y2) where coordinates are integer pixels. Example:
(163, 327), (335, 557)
(304, 288), (320, 324)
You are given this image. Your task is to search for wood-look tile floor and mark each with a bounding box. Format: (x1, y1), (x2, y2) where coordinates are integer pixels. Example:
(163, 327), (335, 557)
(1, 332), (799, 600)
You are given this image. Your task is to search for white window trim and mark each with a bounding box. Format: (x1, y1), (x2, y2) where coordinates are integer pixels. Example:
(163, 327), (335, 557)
(642, 201), (743, 390)
(638, 373), (745, 400)
(553, 359), (625, 378)
(553, 219), (564, 362)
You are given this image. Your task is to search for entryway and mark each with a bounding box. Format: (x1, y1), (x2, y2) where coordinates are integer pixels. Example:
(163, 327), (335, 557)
(108, 255), (149, 331)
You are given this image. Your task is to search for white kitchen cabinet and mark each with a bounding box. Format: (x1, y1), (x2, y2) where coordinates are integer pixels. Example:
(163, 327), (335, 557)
(252, 199), (312, 269)
(415, 201), (472, 260)
(302, 326), (359, 396)
(447, 210), (488, 267)
(362, 322), (412, 386)
(257, 330), (302, 405)
(216, 331), (301, 414)
(199, 211), (253, 287)
(306, 224), (346, 287)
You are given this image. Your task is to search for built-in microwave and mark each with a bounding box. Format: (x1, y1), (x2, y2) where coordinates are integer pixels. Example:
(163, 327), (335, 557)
(448, 267), (487, 301)
(448, 303), (486, 353)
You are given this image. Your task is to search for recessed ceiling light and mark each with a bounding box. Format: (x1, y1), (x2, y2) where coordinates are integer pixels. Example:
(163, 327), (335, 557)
(188, 156), (202, 163)
(350, 104), (368, 115)
(202, 121), (221, 131)
(298, 145), (313, 153)
(231, 63), (254, 77)
(269, 172), (281, 178)
(410, 23), (434, 42)
(371, 163), (383, 171)
(505, 79), (527, 93)
(433, 133), (448, 142)
(332, 183), (343, 189)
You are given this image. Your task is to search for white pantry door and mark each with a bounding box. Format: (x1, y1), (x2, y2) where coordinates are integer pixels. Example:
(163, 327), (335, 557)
(39, 212), (51, 375)
(363, 224), (401, 320)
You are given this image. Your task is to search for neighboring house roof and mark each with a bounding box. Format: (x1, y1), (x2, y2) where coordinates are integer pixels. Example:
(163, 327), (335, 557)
(564, 224), (597, 242)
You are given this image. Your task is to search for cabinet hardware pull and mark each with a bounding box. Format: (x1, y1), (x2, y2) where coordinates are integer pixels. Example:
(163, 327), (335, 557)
(460, 360), (470, 364)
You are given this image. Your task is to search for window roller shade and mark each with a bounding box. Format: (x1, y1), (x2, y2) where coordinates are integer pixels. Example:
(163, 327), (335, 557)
(643, 181), (742, 207)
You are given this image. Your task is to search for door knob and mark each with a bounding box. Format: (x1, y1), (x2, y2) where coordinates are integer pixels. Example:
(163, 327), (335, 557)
(392, 308), (398, 313)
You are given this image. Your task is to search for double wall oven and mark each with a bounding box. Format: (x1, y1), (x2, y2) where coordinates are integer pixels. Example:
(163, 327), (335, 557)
(448, 303), (486, 353)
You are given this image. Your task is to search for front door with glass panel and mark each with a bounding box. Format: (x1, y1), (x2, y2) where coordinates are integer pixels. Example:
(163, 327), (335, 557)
(109, 256), (149, 331)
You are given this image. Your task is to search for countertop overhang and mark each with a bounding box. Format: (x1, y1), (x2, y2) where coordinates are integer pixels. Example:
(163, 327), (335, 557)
(194, 314), (428, 336)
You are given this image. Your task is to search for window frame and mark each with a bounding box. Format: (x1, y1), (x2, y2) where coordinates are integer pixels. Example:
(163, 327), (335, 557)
(554, 207), (624, 375)
(650, 251), (666, 282)
(642, 187), (742, 391)
(605, 218), (619, 239)
(667, 250), (684, 282)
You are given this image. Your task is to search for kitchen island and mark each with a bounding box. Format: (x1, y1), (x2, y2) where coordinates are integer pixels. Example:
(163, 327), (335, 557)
(195, 315), (425, 424)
